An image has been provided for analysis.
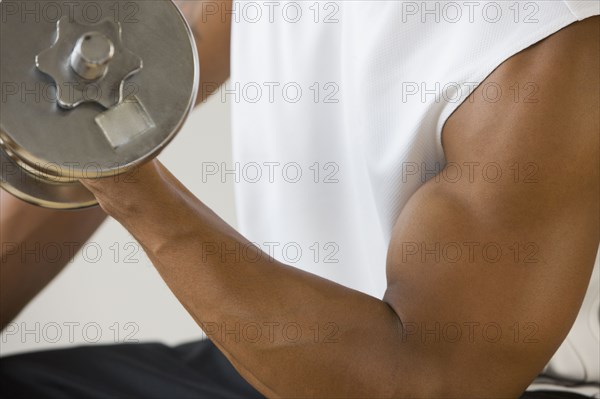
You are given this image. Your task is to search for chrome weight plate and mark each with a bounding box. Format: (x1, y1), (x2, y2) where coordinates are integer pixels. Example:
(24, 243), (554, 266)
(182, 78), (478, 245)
(1, 145), (98, 209)
(0, 0), (199, 209)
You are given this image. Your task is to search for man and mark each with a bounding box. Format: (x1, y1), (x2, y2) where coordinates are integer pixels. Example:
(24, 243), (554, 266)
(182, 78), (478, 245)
(1, 1), (599, 398)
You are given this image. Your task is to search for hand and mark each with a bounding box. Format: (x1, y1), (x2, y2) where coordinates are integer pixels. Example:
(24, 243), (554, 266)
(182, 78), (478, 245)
(80, 159), (165, 218)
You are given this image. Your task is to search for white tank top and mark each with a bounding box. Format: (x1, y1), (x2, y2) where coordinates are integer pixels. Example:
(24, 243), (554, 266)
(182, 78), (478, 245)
(229, 0), (599, 393)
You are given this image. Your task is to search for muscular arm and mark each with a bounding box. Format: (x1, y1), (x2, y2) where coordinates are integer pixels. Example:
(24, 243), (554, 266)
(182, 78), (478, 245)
(174, 0), (232, 104)
(81, 17), (599, 398)
(0, 192), (106, 330)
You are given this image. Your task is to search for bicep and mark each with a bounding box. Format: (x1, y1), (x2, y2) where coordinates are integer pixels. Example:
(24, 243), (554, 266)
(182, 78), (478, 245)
(384, 16), (599, 396)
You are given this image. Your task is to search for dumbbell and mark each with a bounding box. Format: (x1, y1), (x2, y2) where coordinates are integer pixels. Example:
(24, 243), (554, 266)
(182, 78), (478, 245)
(0, 0), (199, 209)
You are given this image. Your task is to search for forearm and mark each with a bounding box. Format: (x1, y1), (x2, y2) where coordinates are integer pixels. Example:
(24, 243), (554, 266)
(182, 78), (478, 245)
(82, 162), (425, 398)
(0, 191), (106, 330)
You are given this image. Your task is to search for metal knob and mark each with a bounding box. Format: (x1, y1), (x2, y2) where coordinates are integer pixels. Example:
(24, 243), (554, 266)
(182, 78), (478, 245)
(70, 32), (115, 80)
(35, 17), (143, 109)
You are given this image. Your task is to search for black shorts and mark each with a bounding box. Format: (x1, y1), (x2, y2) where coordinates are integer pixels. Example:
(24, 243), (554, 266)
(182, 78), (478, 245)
(0, 340), (263, 399)
(0, 340), (593, 399)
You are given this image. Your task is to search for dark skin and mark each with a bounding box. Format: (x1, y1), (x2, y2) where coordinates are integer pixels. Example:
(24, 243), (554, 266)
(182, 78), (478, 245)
(2, 2), (598, 397)
(0, 192), (106, 329)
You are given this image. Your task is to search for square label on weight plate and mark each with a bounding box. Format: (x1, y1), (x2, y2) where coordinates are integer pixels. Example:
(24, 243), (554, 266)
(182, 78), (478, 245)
(95, 96), (155, 149)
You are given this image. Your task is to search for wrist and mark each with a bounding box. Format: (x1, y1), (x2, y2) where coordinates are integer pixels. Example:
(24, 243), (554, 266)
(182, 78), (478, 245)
(81, 159), (217, 257)
(80, 159), (164, 219)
